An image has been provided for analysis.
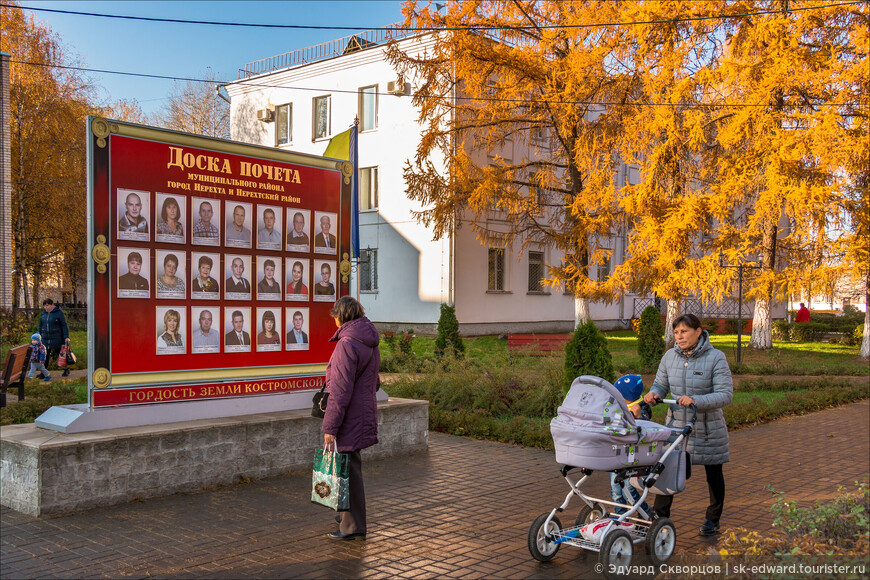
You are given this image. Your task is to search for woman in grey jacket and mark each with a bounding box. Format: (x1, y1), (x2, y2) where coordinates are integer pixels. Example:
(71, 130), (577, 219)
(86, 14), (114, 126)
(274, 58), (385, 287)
(643, 314), (733, 536)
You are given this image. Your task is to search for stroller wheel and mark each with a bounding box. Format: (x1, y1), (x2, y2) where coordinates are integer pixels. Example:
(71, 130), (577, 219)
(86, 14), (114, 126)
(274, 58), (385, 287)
(576, 503), (606, 526)
(645, 517), (676, 566)
(528, 513), (562, 562)
(599, 529), (633, 579)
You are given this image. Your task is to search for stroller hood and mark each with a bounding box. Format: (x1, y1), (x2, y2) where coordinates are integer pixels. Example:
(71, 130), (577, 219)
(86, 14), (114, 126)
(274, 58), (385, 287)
(551, 375), (671, 470)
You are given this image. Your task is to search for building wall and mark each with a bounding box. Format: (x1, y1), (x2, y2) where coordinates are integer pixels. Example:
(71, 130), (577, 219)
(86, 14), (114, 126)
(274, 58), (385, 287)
(227, 35), (451, 326)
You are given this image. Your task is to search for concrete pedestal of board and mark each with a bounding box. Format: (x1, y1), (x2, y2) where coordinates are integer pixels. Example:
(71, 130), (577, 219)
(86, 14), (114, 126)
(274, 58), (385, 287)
(34, 388), (389, 433)
(2, 396), (427, 517)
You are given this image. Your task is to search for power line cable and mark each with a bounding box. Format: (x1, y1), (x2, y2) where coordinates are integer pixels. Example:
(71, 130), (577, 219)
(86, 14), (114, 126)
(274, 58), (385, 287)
(4, 1), (866, 32)
(11, 59), (861, 109)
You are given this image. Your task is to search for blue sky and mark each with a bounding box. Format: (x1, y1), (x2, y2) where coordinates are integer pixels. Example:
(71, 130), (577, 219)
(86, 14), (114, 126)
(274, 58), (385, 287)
(18, 1), (407, 115)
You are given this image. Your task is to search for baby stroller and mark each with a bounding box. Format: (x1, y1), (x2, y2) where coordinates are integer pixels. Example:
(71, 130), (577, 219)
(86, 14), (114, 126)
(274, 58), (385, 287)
(528, 376), (696, 579)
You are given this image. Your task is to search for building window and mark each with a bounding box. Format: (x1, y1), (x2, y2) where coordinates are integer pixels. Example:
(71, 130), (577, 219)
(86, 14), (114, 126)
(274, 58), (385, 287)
(359, 248), (378, 291)
(359, 167), (378, 210)
(488, 248), (505, 291)
(276, 103), (291, 146)
(528, 251), (545, 292)
(359, 85), (378, 131)
(313, 95), (331, 140)
(597, 255), (611, 282)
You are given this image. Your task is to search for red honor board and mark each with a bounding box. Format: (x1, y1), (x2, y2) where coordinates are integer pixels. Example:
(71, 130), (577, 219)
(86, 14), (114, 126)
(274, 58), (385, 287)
(88, 120), (351, 407)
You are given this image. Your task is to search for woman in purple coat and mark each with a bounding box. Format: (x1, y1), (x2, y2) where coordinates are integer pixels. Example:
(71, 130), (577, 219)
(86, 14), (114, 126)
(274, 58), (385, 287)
(322, 296), (380, 540)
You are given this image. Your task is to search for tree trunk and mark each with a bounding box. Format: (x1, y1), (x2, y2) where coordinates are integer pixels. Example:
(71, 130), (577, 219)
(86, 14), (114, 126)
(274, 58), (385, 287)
(749, 216), (777, 349)
(749, 296), (773, 349)
(664, 299), (681, 348)
(861, 287), (869, 359)
(574, 297), (590, 328)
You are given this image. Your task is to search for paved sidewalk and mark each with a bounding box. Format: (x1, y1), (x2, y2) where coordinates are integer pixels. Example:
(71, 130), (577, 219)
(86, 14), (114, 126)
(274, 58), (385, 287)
(1, 400), (868, 579)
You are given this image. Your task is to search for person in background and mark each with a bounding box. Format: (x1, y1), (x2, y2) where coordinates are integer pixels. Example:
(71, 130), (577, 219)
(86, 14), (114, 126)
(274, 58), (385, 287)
(37, 298), (70, 377)
(322, 296), (380, 540)
(27, 333), (51, 382)
(644, 313), (733, 537)
(796, 302), (811, 323)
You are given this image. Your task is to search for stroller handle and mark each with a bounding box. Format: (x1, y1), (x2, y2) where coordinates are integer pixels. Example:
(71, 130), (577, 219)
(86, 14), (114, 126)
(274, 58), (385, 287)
(654, 398), (697, 431)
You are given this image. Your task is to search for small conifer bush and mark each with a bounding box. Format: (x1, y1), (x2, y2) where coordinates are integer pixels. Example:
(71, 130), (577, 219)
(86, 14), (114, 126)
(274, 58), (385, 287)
(563, 320), (615, 391)
(637, 305), (666, 369)
(435, 303), (465, 358)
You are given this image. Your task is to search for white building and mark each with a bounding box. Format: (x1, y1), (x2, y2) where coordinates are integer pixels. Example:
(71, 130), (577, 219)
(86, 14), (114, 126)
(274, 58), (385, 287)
(225, 28), (780, 334)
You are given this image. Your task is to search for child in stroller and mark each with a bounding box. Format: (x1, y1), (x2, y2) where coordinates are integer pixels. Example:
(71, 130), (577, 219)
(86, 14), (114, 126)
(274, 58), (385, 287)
(528, 375), (695, 579)
(610, 375), (651, 515)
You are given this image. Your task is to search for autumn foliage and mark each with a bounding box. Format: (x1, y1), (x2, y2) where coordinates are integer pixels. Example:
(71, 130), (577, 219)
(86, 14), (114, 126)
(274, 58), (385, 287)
(389, 0), (868, 351)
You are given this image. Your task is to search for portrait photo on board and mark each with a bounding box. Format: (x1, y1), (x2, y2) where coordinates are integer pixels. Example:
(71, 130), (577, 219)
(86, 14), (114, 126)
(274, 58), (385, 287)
(312, 259), (336, 302)
(224, 201), (252, 249)
(256, 307), (282, 352)
(190, 306), (220, 353)
(191, 252), (220, 299)
(155, 192), (186, 244)
(224, 254), (252, 300)
(285, 307), (310, 351)
(256, 256), (282, 301)
(156, 306), (186, 355)
(285, 258), (310, 301)
(223, 306), (252, 353)
(191, 197), (221, 246)
(256, 205), (283, 251)
(117, 189), (150, 242)
(286, 209), (310, 252)
(117, 247), (150, 298)
(155, 249), (186, 299)
(313, 211), (337, 255)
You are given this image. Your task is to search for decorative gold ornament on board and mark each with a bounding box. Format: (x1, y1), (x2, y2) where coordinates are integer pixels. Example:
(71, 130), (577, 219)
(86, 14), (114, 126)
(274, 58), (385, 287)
(92, 235), (110, 273)
(91, 117), (110, 148)
(340, 161), (353, 184)
(92, 368), (111, 389)
(340, 252), (351, 283)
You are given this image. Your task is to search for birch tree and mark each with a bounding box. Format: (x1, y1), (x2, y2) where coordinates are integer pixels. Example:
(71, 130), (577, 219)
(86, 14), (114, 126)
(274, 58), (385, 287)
(155, 69), (230, 139)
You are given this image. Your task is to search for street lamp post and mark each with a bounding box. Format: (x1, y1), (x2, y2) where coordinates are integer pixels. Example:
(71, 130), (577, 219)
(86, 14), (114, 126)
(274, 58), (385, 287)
(719, 250), (761, 363)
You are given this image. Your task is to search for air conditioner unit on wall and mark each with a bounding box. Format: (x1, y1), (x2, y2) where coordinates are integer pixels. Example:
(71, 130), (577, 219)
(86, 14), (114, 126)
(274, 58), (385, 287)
(257, 108), (274, 122)
(387, 78), (406, 96)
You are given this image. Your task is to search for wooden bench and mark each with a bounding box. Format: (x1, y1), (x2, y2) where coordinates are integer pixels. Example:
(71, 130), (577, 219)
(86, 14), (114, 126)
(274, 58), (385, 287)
(1, 344), (32, 408)
(507, 334), (571, 356)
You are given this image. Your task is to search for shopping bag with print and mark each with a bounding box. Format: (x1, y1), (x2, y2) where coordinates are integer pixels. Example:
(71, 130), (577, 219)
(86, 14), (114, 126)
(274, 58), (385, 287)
(311, 447), (350, 511)
(57, 345), (69, 368)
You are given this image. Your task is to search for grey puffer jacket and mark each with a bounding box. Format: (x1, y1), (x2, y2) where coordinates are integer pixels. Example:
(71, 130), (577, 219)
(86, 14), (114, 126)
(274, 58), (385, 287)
(649, 330), (733, 465)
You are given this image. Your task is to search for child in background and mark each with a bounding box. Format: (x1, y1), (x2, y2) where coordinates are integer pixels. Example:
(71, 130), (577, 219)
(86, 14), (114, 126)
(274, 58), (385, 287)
(611, 374), (650, 514)
(27, 333), (51, 382)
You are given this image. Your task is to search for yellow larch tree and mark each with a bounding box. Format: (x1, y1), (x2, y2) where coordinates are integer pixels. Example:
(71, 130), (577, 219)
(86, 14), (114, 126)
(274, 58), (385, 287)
(386, 0), (636, 324)
(707, 0), (867, 349)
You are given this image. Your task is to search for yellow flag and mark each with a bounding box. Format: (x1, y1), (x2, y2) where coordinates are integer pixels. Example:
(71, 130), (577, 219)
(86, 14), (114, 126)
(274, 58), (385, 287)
(323, 128), (352, 161)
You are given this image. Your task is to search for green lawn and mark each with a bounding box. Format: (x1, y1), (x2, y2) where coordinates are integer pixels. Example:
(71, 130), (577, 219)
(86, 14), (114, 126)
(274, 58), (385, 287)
(387, 331), (868, 377)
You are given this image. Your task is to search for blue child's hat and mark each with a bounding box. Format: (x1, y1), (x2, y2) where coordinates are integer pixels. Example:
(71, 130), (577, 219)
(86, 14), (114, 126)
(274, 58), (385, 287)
(31, 333), (42, 342)
(614, 374), (643, 401)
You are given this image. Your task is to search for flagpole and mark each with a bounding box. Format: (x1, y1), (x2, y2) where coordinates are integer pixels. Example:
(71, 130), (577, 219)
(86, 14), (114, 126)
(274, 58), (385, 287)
(351, 116), (360, 300)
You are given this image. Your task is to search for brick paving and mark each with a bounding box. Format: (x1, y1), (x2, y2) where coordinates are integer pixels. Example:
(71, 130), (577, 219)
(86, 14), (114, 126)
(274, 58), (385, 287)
(1, 400), (868, 579)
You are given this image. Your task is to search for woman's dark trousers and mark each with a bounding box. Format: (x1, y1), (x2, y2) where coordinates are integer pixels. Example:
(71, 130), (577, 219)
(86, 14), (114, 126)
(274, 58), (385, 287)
(339, 451), (366, 534)
(653, 464), (724, 522)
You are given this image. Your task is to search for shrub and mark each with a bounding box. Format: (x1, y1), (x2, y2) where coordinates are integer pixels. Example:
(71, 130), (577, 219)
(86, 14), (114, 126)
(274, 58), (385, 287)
(772, 319), (791, 340)
(0, 309), (31, 349)
(397, 329), (415, 356)
(434, 303), (465, 358)
(0, 378), (86, 426)
(790, 321), (826, 342)
(382, 331), (396, 352)
(563, 320), (615, 391)
(637, 306), (665, 369)
(770, 482), (869, 545)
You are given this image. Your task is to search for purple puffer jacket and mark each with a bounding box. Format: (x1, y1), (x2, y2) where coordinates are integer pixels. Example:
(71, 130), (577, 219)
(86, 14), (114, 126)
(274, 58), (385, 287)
(321, 316), (381, 452)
